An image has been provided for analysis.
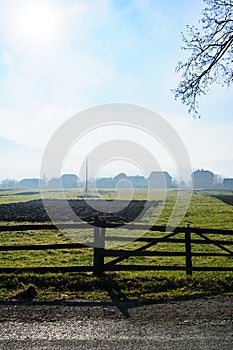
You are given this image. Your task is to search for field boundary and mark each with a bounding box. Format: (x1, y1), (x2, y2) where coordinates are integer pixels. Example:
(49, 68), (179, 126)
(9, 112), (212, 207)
(0, 220), (233, 276)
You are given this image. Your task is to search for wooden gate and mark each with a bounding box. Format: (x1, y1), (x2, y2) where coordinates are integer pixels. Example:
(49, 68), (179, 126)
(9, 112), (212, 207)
(0, 222), (233, 276)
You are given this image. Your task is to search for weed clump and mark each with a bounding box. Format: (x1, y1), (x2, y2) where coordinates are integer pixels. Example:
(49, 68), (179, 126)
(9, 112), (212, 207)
(9, 283), (38, 300)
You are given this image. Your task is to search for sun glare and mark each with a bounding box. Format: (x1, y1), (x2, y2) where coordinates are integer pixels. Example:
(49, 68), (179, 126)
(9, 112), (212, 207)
(19, 4), (56, 43)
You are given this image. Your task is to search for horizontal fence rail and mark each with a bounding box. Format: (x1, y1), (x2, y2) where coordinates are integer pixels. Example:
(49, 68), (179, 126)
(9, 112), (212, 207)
(0, 221), (233, 276)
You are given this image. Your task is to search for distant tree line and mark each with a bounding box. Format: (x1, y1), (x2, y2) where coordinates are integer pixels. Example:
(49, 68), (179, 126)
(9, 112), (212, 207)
(0, 178), (19, 189)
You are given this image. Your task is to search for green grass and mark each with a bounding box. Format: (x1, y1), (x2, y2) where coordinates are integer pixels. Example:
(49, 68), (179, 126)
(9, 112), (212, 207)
(0, 188), (84, 204)
(0, 229), (94, 268)
(0, 188), (233, 301)
(0, 272), (232, 301)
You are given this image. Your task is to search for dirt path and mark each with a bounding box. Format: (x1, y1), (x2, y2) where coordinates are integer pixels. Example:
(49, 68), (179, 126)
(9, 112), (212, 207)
(0, 295), (232, 324)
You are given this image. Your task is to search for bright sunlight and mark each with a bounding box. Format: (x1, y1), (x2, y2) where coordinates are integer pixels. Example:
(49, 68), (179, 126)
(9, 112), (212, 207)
(18, 3), (57, 44)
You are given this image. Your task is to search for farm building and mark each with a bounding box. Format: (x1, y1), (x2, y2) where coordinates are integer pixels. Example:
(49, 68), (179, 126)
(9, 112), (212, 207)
(127, 176), (147, 188)
(96, 175), (147, 188)
(96, 177), (114, 188)
(147, 171), (173, 188)
(61, 174), (79, 188)
(223, 178), (233, 190)
(191, 169), (214, 189)
(19, 178), (43, 188)
(113, 173), (128, 188)
(48, 178), (61, 188)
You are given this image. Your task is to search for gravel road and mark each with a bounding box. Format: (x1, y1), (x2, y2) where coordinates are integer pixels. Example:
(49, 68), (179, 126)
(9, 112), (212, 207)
(0, 296), (232, 350)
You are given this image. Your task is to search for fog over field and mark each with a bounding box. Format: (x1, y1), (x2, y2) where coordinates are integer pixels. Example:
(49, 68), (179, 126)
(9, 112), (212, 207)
(0, 1), (232, 182)
(0, 136), (233, 182)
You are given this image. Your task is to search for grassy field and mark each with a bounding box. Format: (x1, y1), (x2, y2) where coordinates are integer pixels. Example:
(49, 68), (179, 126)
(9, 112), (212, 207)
(0, 188), (232, 301)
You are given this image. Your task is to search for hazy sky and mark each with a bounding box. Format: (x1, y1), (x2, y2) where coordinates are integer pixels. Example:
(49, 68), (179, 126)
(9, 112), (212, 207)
(0, 0), (232, 180)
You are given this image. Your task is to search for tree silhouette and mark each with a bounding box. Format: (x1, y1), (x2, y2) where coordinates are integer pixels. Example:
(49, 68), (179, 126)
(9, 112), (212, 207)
(175, 0), (233, 117)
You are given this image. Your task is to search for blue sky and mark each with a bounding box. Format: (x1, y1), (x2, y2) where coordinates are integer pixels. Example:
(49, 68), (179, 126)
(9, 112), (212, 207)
(0, 0), (232, 180)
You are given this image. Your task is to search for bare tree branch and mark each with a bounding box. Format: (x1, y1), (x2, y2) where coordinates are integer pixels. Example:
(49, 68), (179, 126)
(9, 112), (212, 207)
(174, 0), (233, 117)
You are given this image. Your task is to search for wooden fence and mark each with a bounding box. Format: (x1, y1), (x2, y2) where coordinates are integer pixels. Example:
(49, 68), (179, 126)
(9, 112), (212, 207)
(0, 220), (233, 277)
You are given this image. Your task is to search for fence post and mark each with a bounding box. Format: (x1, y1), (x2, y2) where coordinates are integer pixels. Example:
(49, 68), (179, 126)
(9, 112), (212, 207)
(101, 220), (106, 274)
(185, 224), (192, 276)
(93, 216), (105, 277)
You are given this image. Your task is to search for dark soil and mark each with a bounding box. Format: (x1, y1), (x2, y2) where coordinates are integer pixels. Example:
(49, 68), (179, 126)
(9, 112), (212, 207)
(0, 199), (160, 224)
(212, 194), (233, 206)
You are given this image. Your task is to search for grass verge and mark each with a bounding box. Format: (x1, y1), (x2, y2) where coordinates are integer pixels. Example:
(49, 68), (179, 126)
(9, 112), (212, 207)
(0, 272), (232, 302)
